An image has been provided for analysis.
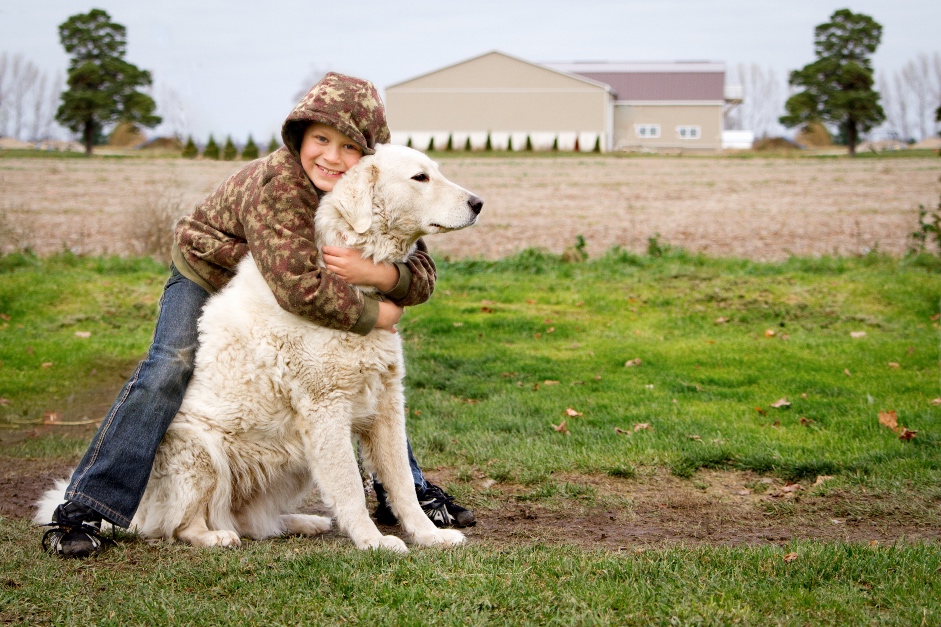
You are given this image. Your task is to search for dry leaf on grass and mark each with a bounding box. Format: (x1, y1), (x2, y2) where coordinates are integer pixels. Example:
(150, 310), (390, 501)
(764, 329), (776, 338)
(899, 428), (918, 440)
(43, 411), (60, 425)
(714, 317), (729, 324)
(40, 362), (53, 369)
(544, 380), (560, 386)
(878, 410), (917, 441)
(564, 407), (583, 417)
(633, 423), (652, 432)
(74, 331), (91, 338)
(930, 398), (941, 406)
(770, 398), (791, 409)
(552, 420), (569, 435)
(850, 331), (867, 338)
(783, 552), (799, 563)
(624, 358), (642, 367)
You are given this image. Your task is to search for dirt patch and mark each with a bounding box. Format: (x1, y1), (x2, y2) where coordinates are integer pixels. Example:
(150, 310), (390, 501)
(5, 444), (937, 550)
(1, 154), (938, 261)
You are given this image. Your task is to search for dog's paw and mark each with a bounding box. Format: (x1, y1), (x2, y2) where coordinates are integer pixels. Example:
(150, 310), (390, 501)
(365, 534), (409, 553)
(193, 530), (242, 548)
(412, 528), (465, 548)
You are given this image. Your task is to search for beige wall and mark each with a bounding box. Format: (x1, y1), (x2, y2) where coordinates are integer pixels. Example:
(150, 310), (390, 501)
(613, 103), (723, 150)
(386, 52), (611, 150)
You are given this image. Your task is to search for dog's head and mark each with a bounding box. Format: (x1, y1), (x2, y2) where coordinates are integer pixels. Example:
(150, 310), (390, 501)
(319, 144), (482, 259)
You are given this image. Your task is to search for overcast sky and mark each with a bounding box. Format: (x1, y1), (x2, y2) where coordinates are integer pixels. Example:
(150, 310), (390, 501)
(1, 0), (938, 142)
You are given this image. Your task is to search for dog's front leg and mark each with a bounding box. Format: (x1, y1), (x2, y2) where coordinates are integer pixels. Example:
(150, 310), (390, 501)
(302, 412), (408, 553)
(362, 392), (465, 548)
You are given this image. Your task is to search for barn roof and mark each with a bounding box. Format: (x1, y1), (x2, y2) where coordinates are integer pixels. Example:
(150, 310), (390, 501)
(546, 61), (726, 102)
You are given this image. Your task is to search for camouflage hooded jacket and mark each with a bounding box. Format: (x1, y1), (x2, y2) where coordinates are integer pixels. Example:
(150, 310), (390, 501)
(172, 73), (436, 335)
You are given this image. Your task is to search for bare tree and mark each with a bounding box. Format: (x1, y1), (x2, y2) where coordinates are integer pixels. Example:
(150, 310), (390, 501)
(727, 64), (785, 138)
(0, 52), (11, 136)
(882, 53), (941, 141)
(879, 72), (913, 141)
(154, 83), (188, 139)
(7, 55), (42, 141)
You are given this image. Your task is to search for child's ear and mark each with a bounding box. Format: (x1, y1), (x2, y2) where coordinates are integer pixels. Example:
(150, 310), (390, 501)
(334, 160), (378, 234)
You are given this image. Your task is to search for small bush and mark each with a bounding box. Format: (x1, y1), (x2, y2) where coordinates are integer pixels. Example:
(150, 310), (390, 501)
(181, 136), (198, 159)
(132, 186), (185, 262)
(242, 135), (259, 160)
(222, 136), (238, 161)
(203, 135), (220, 160)
(908, 194), (941, 256)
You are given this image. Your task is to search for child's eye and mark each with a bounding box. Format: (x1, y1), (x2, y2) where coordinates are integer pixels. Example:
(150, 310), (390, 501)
(411, 173), (429, 182)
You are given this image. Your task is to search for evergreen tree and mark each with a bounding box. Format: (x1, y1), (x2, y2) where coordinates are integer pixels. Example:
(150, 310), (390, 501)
(203, 134), (220, 160)
(267, 135), (280, 154)
(222, 135), (238, 160)
(242, 134), (259, 160)
(181, 135), (198, 159)
(56, 9), (161, 156)
(780, 9), (885, 156)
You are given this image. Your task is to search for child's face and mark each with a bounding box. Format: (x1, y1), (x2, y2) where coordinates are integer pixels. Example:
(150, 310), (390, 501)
(299, 123), (364, 192)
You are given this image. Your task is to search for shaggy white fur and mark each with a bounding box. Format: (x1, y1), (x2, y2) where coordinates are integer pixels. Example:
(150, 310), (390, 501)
(36, 144), (482, 552)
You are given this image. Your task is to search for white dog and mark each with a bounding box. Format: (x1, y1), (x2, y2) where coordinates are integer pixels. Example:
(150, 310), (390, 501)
(37, 144), (482, 553)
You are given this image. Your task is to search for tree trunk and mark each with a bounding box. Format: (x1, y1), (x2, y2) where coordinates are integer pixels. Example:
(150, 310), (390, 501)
(846, 120), (859, 156)
(83, 119), (95, 156)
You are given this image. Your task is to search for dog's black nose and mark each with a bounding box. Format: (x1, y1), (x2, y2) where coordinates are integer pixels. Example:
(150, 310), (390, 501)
(468, 195), (483, 215)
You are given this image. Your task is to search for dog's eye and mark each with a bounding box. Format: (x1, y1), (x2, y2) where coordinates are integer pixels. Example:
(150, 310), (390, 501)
(411, 173), (429, 182)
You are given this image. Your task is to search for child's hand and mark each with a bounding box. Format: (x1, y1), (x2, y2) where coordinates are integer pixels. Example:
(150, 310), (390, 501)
(322, 246), (399, 292)
(375, 300), (403, 333)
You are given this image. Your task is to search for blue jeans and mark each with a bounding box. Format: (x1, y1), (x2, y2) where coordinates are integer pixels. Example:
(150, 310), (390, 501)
(66, 265), (426, 527)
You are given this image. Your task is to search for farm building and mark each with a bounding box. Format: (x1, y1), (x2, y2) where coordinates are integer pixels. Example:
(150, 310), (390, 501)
(384, 51), (743, 152)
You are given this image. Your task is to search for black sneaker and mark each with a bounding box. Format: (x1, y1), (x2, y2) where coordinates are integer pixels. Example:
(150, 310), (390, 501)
(41, 501), (112, 558)
(373, 480), (477, 528)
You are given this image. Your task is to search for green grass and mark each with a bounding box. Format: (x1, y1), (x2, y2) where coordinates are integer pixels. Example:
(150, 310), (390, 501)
(1, 248), (940, 625)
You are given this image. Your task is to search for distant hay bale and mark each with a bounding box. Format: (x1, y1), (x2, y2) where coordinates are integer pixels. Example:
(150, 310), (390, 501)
(752, 137), (802, 152)
(109, 122), (147, 147)
(795, 122), (832, 148)
(141, 137), (184, 151)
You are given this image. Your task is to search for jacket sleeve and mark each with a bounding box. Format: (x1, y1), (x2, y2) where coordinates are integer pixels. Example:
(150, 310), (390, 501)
(382, 238), (436, 307)
(242, 177), (379, 335)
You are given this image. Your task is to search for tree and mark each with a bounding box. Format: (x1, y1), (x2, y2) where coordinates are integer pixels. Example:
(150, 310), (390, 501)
(780, 9), (885, 155)
(241, 135), (259, 160)
(181, 135), (198, 158)
(222, 135), (238, 160)
(203, 134), (220, 160)
(266, 135), (280, 154)
(56, 9), (161, 155)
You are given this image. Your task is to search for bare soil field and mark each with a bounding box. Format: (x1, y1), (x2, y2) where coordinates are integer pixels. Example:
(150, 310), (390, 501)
(1, 153), (939, 261)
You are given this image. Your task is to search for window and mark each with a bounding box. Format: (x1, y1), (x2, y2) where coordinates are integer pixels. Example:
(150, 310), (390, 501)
(676, 125), (701, 140)
(634, 124), (661, 139)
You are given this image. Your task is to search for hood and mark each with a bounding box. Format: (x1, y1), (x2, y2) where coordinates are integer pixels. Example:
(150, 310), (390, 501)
(281, 72), (390, 158)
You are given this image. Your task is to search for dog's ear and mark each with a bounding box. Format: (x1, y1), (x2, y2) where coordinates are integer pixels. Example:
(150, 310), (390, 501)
(334, 160), (378, 234)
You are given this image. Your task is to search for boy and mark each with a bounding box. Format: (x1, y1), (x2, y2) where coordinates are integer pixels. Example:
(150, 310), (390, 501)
(42, 73), (474, 558)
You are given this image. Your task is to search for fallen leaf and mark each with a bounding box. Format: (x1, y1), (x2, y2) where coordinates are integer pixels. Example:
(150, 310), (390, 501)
(543, 318), (553, 325)
(781, 483), (802, 493)
(799, 417), (814, 426)
(41, 362), (53, 369)
(633, 423), (652, 432)
(453, 322), (464, 327)
(898, 428), (917, 441)
(714, 317), (729, 324)
(878, 410), (899, 431)
(783, 552), (799, 563)
(546, 327), (555, 334)
(624, 358), (642, 367)
(644, 384), (654, 389)
(0, 397), (9, 406)
(0, 313), (10, 321)
(43, 411), (60, 425)
(770, 398), (791, 409)
(525, 299), (537, 305)
(932, 313), (941, 321)
(844, 369), (852, 376)
(755, 407), (766, 415)
(74, 331), (92, 338)
(887, 362), (900, 369)
(480, 306), (495, 314)
(813, 475), (833, 487)
(764, 329), (776, 338)
(868, 540), (880, 547)
(850, 331), (867, 338)
(931, 398), (941, 406)
(687, 434), (702, 441)
(564, 407), (583, 417)
(615, 427), (630, 435)
(552, 420), (569, 435)
(544, 380), (560, 386)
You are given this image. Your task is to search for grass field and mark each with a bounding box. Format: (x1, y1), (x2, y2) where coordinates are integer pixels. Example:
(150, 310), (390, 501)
(1, 246), (940, 625)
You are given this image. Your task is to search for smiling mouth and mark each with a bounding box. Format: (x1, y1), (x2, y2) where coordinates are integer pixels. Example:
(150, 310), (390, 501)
(317, 164), (343, 177)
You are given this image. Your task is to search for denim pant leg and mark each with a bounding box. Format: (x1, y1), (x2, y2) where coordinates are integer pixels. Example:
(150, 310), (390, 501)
(65, 267), (209, 527)
(406, 440), (427, 490)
